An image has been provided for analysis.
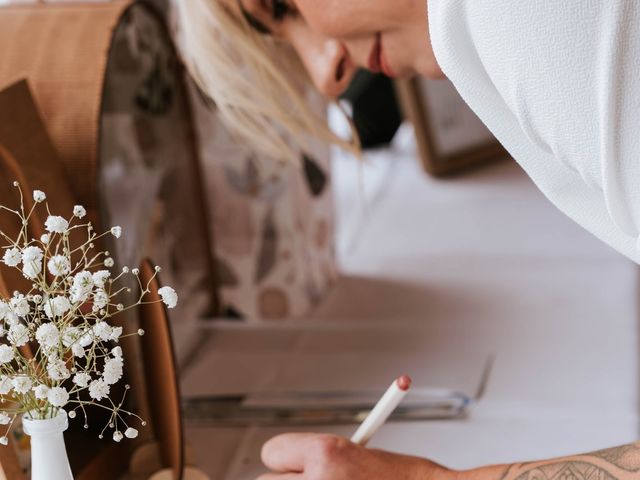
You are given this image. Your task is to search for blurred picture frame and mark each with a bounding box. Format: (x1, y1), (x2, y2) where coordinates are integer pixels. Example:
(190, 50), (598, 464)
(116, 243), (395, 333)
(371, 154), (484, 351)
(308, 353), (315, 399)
(395, 78), (508, 177)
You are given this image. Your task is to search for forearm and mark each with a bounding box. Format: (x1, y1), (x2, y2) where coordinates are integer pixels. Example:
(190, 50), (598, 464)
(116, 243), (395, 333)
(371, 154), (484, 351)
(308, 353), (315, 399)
(458, 442), (640, 480)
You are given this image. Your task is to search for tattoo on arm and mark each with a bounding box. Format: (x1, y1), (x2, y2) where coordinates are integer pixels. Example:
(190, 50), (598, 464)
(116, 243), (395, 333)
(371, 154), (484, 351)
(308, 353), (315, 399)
(500, 442), (640, 480)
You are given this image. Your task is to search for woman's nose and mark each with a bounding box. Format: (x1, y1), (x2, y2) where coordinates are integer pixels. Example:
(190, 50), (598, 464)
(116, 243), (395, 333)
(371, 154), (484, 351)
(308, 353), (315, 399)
(288, 27), (355, 99)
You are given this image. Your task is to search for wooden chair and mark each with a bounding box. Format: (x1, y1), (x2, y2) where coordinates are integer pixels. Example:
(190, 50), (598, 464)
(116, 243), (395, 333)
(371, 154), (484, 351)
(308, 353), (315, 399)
(137, 258), (185, 480)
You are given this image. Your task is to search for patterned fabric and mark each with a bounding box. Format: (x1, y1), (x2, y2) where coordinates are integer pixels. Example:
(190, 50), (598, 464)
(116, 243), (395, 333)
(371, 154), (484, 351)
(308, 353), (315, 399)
(188, 84), (337, 320)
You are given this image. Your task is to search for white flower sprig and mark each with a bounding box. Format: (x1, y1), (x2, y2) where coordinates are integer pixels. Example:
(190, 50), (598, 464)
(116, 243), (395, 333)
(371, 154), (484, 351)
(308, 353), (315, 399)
(0, 183), (178, 445)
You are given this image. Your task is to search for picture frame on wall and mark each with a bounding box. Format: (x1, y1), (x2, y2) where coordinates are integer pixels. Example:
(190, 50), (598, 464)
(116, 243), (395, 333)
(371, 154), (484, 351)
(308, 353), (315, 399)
(395, 77), (508, 177)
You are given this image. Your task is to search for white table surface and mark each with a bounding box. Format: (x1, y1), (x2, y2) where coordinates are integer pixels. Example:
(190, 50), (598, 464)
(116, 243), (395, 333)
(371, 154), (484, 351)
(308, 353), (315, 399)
(183, 302), (639, 479)
(181, 152), (639, 479)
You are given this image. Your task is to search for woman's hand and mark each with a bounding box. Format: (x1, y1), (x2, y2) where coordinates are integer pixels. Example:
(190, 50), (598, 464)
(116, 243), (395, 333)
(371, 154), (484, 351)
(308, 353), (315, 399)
(257, 433), (459, 480)
(258, 435), (640, 480)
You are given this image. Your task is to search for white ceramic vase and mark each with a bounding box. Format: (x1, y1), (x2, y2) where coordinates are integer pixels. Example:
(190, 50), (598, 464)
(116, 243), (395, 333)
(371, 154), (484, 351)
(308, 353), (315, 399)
(22, 410), (74, 480)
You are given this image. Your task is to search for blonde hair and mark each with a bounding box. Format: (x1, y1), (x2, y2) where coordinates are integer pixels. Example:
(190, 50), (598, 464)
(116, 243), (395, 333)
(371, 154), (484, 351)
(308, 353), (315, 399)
(176, 0), (360, 163)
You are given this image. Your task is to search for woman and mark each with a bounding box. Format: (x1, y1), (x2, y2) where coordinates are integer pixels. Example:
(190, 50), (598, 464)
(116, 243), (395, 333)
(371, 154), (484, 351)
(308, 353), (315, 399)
(178, 0), (640, 478)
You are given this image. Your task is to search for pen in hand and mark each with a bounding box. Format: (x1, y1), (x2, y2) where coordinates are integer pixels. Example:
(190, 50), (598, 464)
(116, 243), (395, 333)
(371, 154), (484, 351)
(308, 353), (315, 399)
(350, 375), (412, 446)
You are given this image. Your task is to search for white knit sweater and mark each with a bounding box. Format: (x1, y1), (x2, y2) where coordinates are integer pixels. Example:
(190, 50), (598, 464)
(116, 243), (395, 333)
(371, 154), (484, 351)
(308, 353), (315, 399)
(428, 0), (640, 263)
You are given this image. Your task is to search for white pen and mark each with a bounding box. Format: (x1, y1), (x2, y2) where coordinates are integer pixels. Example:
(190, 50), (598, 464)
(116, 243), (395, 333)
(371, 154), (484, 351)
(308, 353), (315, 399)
(350, 375), (412, 446)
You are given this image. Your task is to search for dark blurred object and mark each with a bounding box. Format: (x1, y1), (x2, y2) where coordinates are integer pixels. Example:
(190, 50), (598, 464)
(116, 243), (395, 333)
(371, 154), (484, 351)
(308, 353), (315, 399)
(341, 70), (403, 149)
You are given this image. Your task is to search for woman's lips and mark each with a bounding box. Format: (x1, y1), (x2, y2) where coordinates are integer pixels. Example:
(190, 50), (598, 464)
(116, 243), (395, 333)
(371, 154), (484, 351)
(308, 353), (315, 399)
(379, 46), (395, 78)
(368, 33), (383, 73)
(368, 32), (395, 78)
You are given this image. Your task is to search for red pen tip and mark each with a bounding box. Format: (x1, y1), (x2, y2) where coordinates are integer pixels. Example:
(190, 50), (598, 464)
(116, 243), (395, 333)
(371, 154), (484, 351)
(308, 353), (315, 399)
(396, 375), (412, 391)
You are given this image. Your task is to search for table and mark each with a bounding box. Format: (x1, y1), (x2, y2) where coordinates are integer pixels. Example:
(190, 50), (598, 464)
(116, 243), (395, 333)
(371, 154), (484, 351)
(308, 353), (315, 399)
(181, 155), (639, 479)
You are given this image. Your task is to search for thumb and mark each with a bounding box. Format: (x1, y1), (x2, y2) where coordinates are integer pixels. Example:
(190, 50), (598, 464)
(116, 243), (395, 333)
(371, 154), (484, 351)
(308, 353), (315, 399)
(261, 433), (325, 473)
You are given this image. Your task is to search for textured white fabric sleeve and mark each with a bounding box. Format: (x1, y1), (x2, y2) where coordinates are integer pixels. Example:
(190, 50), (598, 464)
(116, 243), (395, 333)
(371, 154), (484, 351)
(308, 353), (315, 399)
(427, 0), (640, 263)
(598, 2), (640, 245)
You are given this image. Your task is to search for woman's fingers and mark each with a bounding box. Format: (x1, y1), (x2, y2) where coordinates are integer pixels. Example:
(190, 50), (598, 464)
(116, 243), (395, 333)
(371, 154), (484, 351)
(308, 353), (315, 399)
(262, 433), (352, 473)
(261, 433), (320, 472)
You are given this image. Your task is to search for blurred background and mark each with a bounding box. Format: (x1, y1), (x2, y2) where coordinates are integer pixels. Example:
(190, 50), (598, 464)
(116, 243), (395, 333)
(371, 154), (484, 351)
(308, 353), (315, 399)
(0, 0), (637, 479)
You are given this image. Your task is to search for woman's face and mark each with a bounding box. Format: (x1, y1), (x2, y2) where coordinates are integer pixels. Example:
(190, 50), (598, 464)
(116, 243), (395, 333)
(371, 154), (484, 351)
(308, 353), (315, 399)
(227, 0), (444, 98)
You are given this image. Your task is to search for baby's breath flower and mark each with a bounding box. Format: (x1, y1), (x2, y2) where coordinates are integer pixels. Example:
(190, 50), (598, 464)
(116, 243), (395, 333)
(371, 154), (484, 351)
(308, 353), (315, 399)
(103, 357), (123, 385)
(0, 301), (10, 321)
(2, 247), (20, 267)
(137, 329), (145, 336)
(10, 294), (30, 317)
(78, 331), (93, 348)
(108, 326), (123, 342)
(0, 345), (14, 364)
(44, 215), (68, 234)
(47, 255), (70, 277)
(0, 376), (11, 395)
(71, 344), (85, 358)
(70, 271), (94, 303)
(21, 246), (43, 279)
(22, 246), (43, 263)
(73, 372), (91, 388)
(0, 189), (170, 444)
(0, 437), (8, 446)
(61, 326), (81, 347)
(93, 321), (113, 342)
(47, 387), (69, 407)
(43, 296), (71, 319)
(93, 289), (109, 311)
(88, 379), (109, 401)
(22, 261), (42, 279)
(12, 376), (32, 394)
(92, 270), (110, 287)
(35, 323), (61, 349)
(158, 286), (178, 309)
(33, 384), (49, 400)
(32, 190), (46, 203)
(47, 358), (70, 381)
(73, 205), (86, 218)
(3, 310), (18, 326)
(8, 324), (30, 347)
